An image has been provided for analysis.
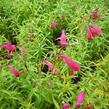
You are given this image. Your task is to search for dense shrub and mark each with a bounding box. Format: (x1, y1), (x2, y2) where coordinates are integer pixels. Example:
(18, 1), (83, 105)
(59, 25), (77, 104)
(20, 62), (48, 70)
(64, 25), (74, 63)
(0, 0), (109, 109)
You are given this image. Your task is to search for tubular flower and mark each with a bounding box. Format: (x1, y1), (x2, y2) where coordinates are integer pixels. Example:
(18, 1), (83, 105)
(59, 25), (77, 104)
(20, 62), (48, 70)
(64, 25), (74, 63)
(87, 24), (102, 40)
(76, 91), (85, 107)
(91, 8), (99, 19)
(8, 64), (20, 77)
(58, 54), (80, 73)
(43, 60), (54, 71)
(87, 27), (93, 40)
(62, 101), (69, 109)
(57, 29), (68, 49)
(2, 42), (16, 51)
(50, 20), (57, 29)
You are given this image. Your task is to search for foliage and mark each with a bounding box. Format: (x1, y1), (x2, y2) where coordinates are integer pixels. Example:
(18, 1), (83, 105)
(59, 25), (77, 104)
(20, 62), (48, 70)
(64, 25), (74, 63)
(0, 0), (109, 109)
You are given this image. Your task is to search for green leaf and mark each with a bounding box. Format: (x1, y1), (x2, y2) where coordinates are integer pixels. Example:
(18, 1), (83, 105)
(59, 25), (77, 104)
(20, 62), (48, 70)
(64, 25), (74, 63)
(52, 96), (60, 109)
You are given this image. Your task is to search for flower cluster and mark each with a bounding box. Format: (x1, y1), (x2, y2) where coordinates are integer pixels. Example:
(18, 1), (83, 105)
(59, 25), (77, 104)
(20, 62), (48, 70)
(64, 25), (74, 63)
(1, 42), (20, 77)
(87, 24), (102, 40)
(48, 8), (100, 108)
(2, 42), (16, 51)
(2, 42), (16, 59)
(62, 91), (85, 109)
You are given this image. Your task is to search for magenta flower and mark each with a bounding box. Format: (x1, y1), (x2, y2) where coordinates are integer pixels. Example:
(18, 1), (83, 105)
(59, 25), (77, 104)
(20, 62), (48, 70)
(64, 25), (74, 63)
(76, 91), (85, 107)
(87, 27), (93, 40)
(50, 20), (57, 29)
(91, 24), (102, 36)
(43, 60), (54, 71)
(57, 30), (68, 48)
(8, 64), (20, 77)
(87, 24), (102, 40)
(6, 54), (13, 59)
(58, 54), (80, 73)
(2, 42), (16, 51)
(62, 101), (69, 109)
(91, 8), (99, 19)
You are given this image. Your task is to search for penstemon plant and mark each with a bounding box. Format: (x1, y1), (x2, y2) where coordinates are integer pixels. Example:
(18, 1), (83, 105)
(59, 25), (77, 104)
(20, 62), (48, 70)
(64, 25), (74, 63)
(0, 0), (109, 109)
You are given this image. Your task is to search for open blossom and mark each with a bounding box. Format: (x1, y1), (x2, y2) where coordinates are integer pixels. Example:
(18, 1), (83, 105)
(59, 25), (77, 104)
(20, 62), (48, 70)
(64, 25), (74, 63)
(50, 20), (57, 29)
(43, 60), (54, 71)
(2, 42), (16, 51)
(57, 30), (68, 49)
(8, 64), (20, 77)
(91, 8), (99, 19)
(58, 54), (80, 73)
(87, 24), (102, 40)
(76, 91), (85, 107)
(62, 101), (69, 109)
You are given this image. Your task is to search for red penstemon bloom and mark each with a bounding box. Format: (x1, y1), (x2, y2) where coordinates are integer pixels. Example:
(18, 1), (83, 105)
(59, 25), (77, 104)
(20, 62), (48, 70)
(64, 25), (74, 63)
(43, 59), (54, 71)
(91, 8), (99, 19)
(87, 27), (93, 40)
(58, 54), (80, 73)
(2, 42), (16, 52)
(62, 101), (69, 109)
(8, 64), (20, 77)
(76, 91), (85, 107)
(57, 29), (68, 48)
(87, 24), (102, 40)
(50, 20), (57, 29)
(91, 24), (102, 36)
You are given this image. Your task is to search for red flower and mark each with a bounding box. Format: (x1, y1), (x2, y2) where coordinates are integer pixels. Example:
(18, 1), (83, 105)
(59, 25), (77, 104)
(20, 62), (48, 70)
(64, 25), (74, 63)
(50, 20), (57, 29)
(8, 64), (20, 77)
(2, 42), (16, 51)
(62, 101), (69, 109)
(87, 27), (93, 40)
(57, 29), (68, 49)
(76, 91), (85, 107)
(91, 8), (99, 19)
(43, 60), (54, 71)
(58, 54), (80, 73)
(6, 54), (13, 59)
(87, 24), (102, 40)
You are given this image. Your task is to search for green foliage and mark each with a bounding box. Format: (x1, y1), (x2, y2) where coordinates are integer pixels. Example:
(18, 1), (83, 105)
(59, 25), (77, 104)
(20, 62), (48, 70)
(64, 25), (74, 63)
(0, 0), (109, 109)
